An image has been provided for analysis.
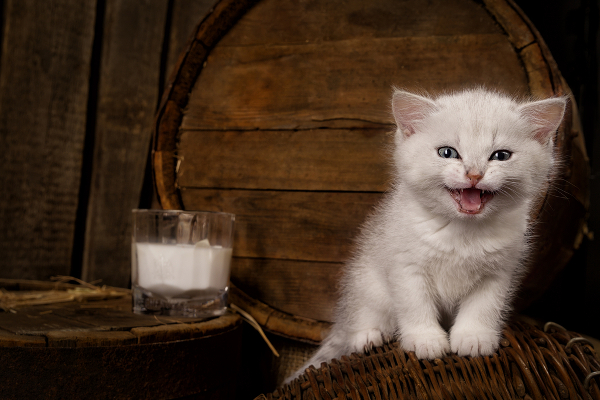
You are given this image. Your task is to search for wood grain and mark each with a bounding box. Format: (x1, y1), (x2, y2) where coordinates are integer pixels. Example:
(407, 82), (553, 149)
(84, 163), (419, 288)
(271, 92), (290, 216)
(0, 0), (96, 280)
(520, 43), (554, 98)
(0, 330), (46, 347)
(0, 309), (94, 335)
(180, 188), (382, 262)
(46, 330), (137, 347)
(166, 0), (217, 78)
(177, 128), (392, 191)
(82, 0), (168, 287)
(131, 313), (241, 344)
(230, 285), (332, 343)
(43, 297), (162, 330)
(482, 0), (535, 49)
(182, 34), (529, 131)
(231, 258), (342, 321)
(219, 0), (502, 46)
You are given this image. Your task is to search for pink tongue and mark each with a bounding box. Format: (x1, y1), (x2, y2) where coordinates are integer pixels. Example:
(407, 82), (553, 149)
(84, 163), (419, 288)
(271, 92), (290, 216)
(460, 188), (482, 211)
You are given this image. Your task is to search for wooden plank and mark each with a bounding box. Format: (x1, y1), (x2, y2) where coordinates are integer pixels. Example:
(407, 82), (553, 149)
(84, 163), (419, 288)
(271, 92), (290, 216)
(166, 0), (217, 78)
(482, 0), (535, 49)
(46, 330), (137, 348)
(131, 313), (241, 344)
(520, 42), (554, 98)
(0, 308), (94, 335)
(82, 0), (169, 288)
(180, 188), (381, 262)
(219, 0), (502, 46)
(182, 34), (529, 131)
(229, 285), (331, 343)
(231, 258), (342, 322)
(177, 128), (392, 191)
(0, 329), (46, 347)
(0, 0), (96, 280)
(44, 297), (164, 331)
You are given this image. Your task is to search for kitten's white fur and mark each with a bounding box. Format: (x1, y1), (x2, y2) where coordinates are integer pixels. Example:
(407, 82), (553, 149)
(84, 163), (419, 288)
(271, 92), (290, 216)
(285, 88), (566, 384)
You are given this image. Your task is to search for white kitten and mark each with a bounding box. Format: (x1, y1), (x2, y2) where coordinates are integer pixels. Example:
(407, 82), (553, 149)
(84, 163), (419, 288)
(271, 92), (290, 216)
(285, 88), (566, 384)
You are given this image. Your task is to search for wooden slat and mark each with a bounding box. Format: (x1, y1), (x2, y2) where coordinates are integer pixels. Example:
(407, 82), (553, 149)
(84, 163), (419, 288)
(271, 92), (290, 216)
(218, 0), (502, 46)
(180, 188), (381, 262)
(131, 313), (241, 344)
(46, 330), (137, 348)
(231, 258), (342, 322)
(82, 0), (169, 288)
(520, 42), (554, 98)
(0, 309), (94, 335)
(166, 0), (217, 77)
(182, 34), (529, 131)
(177, 128), (392, 191)
(0, 0), (96, 280)
(0, 329), (46, 347)
(481, 0), (535, 49)
(229, 285), (331, 343)
(44, 297), (164, 331)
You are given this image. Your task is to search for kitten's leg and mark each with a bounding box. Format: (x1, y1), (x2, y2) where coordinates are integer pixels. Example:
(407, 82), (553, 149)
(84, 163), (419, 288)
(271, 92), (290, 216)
(284, 305), (390, 384)
(394, 271), (450, 359)
(450, 274), (511, 357)
(345, 306), (390, 351)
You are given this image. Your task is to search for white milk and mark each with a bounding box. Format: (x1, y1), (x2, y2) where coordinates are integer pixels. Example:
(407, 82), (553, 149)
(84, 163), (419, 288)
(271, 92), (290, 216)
(134, 241), (232, 298)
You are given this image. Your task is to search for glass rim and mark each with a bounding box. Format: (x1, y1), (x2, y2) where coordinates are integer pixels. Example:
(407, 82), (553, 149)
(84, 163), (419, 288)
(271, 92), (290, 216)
(132, 209), (235, 218)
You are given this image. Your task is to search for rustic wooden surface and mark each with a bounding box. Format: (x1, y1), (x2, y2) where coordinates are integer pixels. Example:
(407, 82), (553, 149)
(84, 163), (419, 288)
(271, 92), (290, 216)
(177, 128), (392, 191)
(183, 34), (527, 131)
(0, 0), (96, 280)
(167, 0), (217, 77)
(0, 279), (242, 399)
(0, 0), (222, 288)
(82, 0), (169, 287)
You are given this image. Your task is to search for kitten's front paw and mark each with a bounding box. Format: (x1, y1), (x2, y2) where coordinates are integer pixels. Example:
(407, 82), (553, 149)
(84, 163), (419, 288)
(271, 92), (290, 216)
(350, 328), (384, 353)
(450, 328), (499, 357)
(401, 329), (450, 359)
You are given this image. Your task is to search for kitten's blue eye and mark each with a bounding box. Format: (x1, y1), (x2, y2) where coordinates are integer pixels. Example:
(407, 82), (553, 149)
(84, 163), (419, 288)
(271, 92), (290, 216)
(490, 150), (512, 161)
(438, 147), (460, 159)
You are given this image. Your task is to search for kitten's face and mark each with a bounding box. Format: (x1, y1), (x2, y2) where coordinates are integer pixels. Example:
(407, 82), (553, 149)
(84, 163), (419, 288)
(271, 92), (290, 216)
(392, 90), (564, 220)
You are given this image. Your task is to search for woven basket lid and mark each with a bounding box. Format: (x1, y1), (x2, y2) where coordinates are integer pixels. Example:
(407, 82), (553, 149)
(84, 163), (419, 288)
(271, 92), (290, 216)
(261, 319), (600, 400)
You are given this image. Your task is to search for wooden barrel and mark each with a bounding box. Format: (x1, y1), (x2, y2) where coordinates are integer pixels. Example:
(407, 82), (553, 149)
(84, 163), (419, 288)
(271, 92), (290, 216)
(152, 0), (589, 345)
(0, 279), (242, 399)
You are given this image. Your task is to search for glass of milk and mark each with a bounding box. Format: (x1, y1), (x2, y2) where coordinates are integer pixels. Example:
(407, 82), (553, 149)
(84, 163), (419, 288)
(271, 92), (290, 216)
(131, 209), (234, 318)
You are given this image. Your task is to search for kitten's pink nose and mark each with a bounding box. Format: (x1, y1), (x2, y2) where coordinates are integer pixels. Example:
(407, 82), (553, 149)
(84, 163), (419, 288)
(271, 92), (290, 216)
(466, 171), (483, 186)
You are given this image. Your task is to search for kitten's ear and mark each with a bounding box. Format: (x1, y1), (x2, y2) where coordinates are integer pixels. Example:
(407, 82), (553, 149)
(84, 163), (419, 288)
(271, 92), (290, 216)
(392, 90), (438, 136)
(518, 97), (567, 145)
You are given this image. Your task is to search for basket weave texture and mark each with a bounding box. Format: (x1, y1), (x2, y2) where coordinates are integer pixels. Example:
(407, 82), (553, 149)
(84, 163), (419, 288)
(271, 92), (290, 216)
(260, 320), (600, 400)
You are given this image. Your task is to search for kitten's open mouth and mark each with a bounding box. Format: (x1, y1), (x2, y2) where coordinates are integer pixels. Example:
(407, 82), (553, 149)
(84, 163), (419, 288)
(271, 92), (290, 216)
(447, 188), (494, 214)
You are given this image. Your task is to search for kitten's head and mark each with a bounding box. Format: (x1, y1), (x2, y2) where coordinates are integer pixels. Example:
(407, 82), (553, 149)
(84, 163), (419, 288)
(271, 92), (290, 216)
(391, 88), (566, 220)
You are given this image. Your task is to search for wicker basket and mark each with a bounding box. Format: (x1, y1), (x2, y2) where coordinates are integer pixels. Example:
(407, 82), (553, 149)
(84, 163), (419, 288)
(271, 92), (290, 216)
(260, 320), (600, 400)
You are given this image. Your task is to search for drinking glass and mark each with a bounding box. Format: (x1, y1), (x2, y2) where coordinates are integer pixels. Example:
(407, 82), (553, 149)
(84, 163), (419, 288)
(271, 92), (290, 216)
(131, 209), (235, 318)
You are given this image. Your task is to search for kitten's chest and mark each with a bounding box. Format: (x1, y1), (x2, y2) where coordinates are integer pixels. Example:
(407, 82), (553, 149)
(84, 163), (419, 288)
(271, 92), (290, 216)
(421, 243), (517, 303)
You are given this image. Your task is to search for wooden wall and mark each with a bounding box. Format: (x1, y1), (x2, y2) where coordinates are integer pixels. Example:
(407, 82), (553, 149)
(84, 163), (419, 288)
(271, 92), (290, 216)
(0, 0), (598, 339)
(0, 0), (218, 287)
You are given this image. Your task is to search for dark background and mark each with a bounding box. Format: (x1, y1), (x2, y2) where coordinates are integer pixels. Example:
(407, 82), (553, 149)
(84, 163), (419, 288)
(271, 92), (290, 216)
(518, 0), (600, 338)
